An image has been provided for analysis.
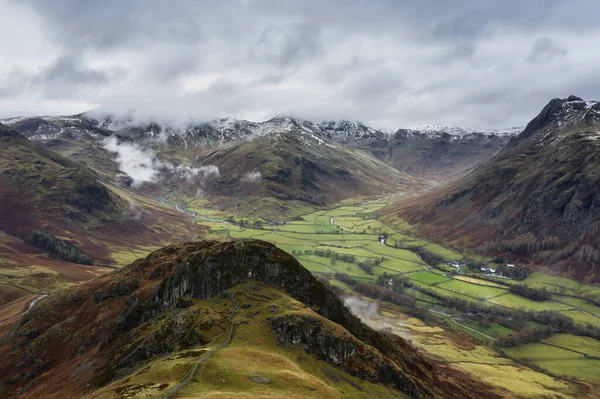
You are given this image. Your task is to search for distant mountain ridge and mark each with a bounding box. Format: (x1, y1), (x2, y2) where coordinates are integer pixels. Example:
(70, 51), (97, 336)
(1, 113), (521, 148)
(395, 95), (600, 281)
(1, 113), (522, 183)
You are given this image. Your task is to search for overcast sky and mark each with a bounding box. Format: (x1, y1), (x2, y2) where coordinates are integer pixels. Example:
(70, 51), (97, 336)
(1, 0), (599, 129)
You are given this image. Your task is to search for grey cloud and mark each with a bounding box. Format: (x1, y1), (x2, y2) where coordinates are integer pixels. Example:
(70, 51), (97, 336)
(2, 0), (600, 129)
(38, 54), (109, 85)
(527, 37), (568, 63)
(343, 67), (404, 104)
(249, 22), (322, 68)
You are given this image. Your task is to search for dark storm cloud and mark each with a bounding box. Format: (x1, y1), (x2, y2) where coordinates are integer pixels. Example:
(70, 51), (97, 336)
(2, 0), (600, 128)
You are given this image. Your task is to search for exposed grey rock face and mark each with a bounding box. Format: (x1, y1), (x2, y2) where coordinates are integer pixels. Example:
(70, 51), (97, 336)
(270, 314), (357, 366)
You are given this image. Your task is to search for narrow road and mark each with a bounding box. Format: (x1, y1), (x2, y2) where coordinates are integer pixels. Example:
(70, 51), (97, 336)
(157, 301), (239, 399)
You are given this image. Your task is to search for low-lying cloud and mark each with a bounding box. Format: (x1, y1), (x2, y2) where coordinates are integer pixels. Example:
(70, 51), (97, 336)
(344, 296), (380, 320)
(242, 170), (262, 183)
(104, 137), (160, 186)
(103, 136), (220, 187)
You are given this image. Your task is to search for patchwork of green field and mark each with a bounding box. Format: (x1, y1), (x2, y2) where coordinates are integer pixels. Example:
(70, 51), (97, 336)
(411, 282), (477, 302)
(453, 275), (508, 288)
(422, 243), (463, 261)
(559, 310), (600, 329)
(437, 279), (508, 300)
(361, 242), (424, 264)
(406, 270), (451, 285)
(334, 218), (385, 233)
(363, 308), (581, 398)
(295, 255), (375, 279)
(457, 319), (515, 338)
(313, 245), (377, 257)
(295, 258), (334, 273)
(503, 342), (600, 381)
(193, 197), (600, 341)
(325, 206), (365, 216)
(276, 223), (339, 233)
(375, 259), (423, 274)
(580, 286), (600, 302)
(544, 334), (600, 358)
(556, 296), (600, 316)
(378, 259), (425, 274)
(522, 271), (582, 293)
(407, 288), (442, 305)
(228, 229), (273, 239)
(487, 293), (575, 311)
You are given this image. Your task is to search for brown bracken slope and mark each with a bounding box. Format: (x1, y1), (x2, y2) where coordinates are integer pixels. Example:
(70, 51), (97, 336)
(392, 96), (600, 282)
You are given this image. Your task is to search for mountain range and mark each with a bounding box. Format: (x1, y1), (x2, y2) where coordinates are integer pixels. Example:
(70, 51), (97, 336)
(2, 96), (600, 398)
(393, 96), (600, 281)
(0, 113), (521, 216)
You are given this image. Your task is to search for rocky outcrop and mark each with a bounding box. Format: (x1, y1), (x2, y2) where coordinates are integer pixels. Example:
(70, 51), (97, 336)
(270, 314), (424, 397)
(1, 240), (497, 399)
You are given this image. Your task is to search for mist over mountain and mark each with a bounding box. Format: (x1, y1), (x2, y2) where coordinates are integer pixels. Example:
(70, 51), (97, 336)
(3, 2), (600, 398)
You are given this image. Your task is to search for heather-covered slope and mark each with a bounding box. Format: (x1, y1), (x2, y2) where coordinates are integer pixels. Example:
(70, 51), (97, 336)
(395, 96), (600, 281)
(0, 240), (498, 399)
(0, 123), (124, 236)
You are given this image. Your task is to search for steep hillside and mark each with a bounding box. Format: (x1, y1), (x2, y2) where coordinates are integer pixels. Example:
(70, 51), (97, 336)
(356, 127), (519, 179)
(0, 124), (208, 305)
(0, 123), (123, 236)
(395, 96), (600, 281)
(182, 127), (417, 205)
(0, 240), (497, 399)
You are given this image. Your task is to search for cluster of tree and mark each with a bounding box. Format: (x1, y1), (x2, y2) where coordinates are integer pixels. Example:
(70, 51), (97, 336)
(334, 273), (356, 286)
(481, 234), (560, 255)
(25, 230), (94, 265)
(291, 249), (356, 263)
(408, 246), (443, 267)
(274, 191), (325, 205)
(226, 216), (264, 230)
(497, 325), (554, 347)
(509, 284), (551, 301)
(353, 281), (415, 307)
(355, 258), (383, 275)
(292, 215), (305, 221)
(465, 259), (486, 272)
(494, 264), (530, 280)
